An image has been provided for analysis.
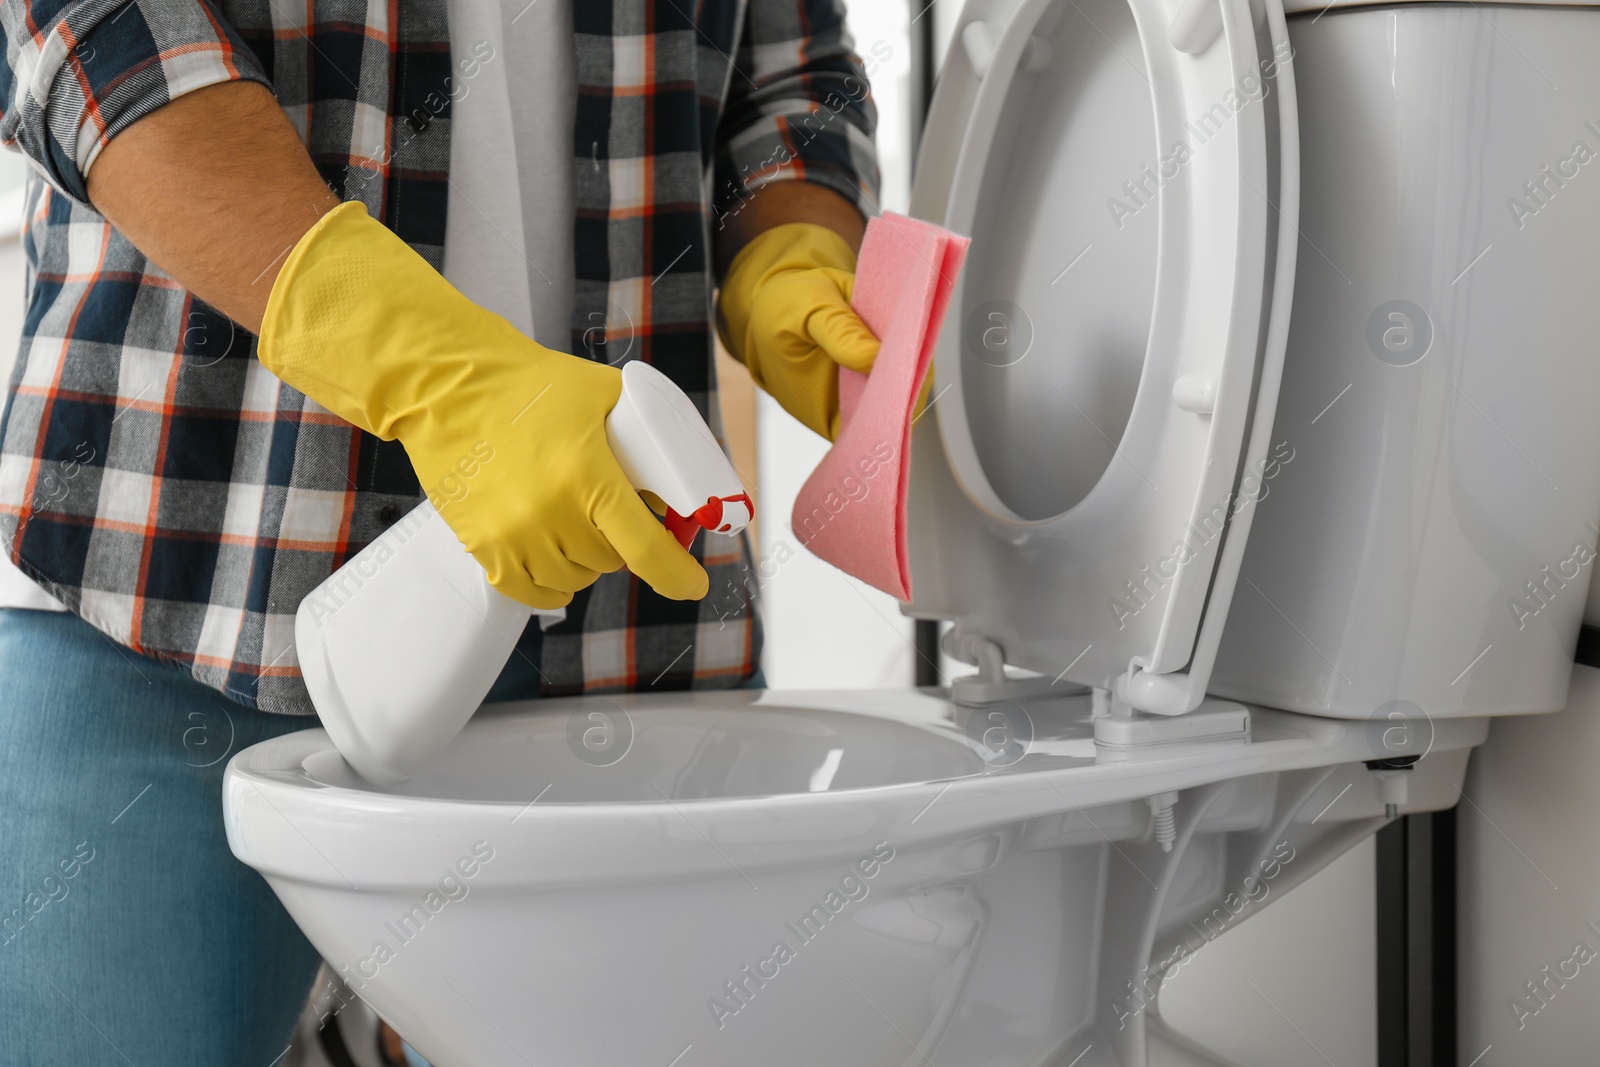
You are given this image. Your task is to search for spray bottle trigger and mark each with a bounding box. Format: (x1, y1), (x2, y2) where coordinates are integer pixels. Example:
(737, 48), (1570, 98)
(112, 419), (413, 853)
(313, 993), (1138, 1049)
(664, 508), (702, 548)
(662, 493), (754, 547)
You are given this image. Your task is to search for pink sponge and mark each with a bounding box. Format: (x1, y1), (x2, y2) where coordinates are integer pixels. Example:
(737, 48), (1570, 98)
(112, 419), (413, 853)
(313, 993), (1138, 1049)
(791, 212), (969, 600)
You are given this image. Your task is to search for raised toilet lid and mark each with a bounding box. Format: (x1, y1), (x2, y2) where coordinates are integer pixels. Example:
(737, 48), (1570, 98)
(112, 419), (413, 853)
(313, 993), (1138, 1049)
(905, 0), (1300, 715)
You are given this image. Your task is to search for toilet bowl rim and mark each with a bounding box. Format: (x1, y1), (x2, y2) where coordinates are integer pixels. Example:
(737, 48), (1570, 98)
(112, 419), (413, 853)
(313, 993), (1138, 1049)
(222, 697), (1488, 892)
(225, 691), (1487, 815)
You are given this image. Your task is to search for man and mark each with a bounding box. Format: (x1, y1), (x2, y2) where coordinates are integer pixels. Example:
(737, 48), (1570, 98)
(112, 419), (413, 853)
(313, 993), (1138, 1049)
(0, 0), (881, 1060)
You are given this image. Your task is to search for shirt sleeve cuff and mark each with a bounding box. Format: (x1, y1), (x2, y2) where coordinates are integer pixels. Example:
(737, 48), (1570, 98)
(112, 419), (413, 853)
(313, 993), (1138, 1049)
(15, 0), (270, 203)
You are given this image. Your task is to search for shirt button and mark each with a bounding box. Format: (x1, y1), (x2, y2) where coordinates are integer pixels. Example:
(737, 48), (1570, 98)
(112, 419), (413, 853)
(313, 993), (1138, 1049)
(406, 110), (431, 134)
(378, 504), (401, 525)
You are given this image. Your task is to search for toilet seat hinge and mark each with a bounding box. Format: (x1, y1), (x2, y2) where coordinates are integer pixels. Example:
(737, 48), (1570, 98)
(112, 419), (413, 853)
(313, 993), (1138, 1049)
(947, 633), (1079, 707)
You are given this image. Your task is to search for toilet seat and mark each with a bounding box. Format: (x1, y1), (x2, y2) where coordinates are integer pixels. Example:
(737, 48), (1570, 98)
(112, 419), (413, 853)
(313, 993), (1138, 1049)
(906, 0), (1299, 716)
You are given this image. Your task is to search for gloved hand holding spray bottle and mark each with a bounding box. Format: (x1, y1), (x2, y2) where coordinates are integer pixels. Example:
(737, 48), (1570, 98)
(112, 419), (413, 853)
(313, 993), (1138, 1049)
(258, 202), (752, 785)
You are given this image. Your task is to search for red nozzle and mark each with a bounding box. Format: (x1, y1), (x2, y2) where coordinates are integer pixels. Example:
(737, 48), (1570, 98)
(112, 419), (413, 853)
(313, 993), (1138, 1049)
(663, 494), (753, 547)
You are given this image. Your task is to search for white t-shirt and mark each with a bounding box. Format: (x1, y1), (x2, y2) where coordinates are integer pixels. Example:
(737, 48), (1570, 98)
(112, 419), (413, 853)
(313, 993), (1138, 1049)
(442, 0), (577, 350)
(0, 0), (577, 612)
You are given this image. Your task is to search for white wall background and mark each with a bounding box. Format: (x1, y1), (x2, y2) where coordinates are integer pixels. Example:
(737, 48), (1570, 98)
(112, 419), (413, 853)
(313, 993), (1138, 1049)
(1457, 660), (1600, 1064)
(1160, 843), (1377, 1066)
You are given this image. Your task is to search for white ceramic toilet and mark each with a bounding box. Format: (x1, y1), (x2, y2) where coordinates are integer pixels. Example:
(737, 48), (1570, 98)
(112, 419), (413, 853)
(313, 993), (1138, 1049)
(223, 0), (1600, 1063)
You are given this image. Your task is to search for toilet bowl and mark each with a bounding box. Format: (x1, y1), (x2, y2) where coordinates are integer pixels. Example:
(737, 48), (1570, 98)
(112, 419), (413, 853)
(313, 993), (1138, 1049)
(225, 689), (1482, 1066)
(226, 0), (1600, 1062)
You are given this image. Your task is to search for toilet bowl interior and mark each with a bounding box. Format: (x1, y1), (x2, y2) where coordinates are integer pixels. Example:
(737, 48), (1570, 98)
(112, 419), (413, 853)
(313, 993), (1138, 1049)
(299, 693), (989, 803)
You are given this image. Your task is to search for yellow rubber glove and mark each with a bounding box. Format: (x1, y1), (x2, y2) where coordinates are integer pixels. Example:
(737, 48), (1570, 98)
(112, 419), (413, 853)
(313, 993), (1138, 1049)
(719, 222), (881, 440)
(258, 201), (708, 610)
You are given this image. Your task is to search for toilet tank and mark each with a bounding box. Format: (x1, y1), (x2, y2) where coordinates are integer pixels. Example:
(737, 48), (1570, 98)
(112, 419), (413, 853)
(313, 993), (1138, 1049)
(1210, 2), (1600, 719)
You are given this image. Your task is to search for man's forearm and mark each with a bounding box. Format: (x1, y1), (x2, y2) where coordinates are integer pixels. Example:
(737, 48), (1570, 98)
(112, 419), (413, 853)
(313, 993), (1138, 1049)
(713, 180), (866, 279)
(86, 81), (340, 334)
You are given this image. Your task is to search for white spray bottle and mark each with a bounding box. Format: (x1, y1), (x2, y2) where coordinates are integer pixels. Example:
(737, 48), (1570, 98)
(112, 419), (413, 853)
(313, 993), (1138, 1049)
(295, 361), (753, 785)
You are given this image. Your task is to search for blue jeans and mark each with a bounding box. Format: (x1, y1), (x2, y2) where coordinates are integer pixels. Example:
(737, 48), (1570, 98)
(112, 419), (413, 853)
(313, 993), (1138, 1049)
(0, 609), (322, 1065)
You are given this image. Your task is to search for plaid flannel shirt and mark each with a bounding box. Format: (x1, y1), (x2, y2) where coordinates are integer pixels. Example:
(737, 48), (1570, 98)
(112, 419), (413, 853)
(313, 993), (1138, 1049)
(0, 0), (879, 713)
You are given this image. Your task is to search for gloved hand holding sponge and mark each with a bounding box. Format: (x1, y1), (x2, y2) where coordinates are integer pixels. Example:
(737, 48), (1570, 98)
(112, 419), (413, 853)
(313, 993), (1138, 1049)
(718, 222), (887, 441)
(257, 201), (707, 610)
